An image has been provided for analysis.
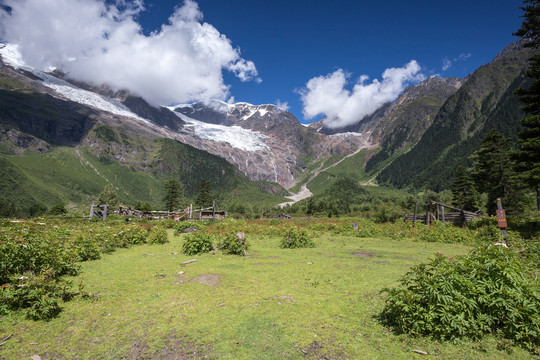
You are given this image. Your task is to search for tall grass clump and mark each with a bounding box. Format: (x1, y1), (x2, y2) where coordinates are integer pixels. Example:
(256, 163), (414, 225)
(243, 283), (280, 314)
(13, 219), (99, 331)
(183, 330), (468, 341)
(147, 226), (169, 244)
(380, 245), (540, 352)
(279, 228), (315, 249)
(217, 231), (249, 255)
(181, 232), (214, 255)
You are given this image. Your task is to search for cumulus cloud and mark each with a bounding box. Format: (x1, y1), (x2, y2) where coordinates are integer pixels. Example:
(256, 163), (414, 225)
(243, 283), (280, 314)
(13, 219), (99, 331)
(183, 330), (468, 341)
(0, 0), (259, 106)
(300, 61), (424, 129)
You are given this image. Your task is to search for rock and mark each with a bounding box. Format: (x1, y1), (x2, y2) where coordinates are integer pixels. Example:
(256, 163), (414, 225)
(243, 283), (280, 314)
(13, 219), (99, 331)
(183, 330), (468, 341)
(236, 232), (245, 244)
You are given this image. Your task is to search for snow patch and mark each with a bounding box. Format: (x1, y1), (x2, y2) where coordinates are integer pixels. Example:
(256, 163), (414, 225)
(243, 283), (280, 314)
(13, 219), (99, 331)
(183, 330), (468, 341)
(0, 43), (25, 68)
(242, 109), (258, 121)
(328, 132), (363, 137)
(0, 43), (149, 123)
(175, 112), (270, 152)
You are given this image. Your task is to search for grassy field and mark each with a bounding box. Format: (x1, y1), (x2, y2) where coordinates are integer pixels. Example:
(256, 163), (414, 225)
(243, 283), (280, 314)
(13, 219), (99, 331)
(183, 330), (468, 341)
(0, 220), (536, 359)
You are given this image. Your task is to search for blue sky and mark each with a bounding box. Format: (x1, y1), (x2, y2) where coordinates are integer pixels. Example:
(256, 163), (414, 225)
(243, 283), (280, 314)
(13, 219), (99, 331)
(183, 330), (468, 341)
(0, 0), (524, 125)
(137, 0), (523, 123)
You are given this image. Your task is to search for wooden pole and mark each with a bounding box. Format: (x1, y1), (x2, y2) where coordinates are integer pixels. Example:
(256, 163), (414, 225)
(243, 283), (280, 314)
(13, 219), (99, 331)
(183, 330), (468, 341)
(212, 201), (215, 223)
(412, 199), (418, 227)
(425, 202), (430, 226)
(89, 205), (94, 219)
(441, 205), (445, 225)
(103, 205), (108, 221)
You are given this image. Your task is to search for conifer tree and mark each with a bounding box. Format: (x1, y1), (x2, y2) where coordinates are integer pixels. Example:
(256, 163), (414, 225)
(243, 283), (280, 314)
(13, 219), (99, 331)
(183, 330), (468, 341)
(471, 130), (526, 215)
(451, 165), (480, 211)
(98, 184), (118, 209)
(514, 0), (540, 211)
(196, 179), (213, 208)
(163, 180), (183, 211)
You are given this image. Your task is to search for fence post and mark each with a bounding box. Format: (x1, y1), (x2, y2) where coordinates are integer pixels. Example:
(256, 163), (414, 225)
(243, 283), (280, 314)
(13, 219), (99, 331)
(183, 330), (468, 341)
(412, 199), (418, 226)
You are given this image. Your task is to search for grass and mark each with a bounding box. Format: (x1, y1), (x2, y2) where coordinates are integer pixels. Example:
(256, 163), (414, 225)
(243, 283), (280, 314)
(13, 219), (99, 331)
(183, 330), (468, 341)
(0, 144), (288, 212)
(0, 222), (535, 359)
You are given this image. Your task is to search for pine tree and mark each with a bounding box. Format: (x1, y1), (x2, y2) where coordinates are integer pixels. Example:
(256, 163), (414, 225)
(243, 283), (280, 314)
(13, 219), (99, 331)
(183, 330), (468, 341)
(514, 0), (540, 211)
(471, 130), (526, 215)
(196, 179), (213, 208)
(98, 184), (119, 209)
(163, 180), (183, 212)
(451, 165), (480, 211)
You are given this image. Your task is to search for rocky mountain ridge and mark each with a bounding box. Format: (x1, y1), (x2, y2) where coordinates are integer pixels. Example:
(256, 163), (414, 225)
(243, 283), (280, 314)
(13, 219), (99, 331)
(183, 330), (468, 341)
(0, 38), (532, 208)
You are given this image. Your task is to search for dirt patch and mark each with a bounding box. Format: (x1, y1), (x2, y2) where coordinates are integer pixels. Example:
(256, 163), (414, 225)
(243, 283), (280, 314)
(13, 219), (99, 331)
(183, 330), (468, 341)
(300, 340), (325, 358)
(126, 339), (148, 359)
(267, 256), (280, 259)
(127, 333), (212, 359)
(190, 274), (220, 287)
(175, 271), (187, 285)
(351, 252), (374, 258)
(299, 339), (346, 359)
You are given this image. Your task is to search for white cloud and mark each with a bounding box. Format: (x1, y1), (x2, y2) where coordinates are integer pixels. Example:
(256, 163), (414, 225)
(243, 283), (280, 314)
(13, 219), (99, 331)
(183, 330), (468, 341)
(275, 99), (289, 111)
(441, 53), (471, 72)
(442, 58), (452, 71)
(300, 60), (424, 129)
(0, 0), (259, 106)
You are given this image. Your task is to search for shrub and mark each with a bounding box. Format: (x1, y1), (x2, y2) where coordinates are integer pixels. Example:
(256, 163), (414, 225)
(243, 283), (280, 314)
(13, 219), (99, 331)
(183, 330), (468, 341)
(182, 232), (214, 255)
(475, 224), (504, 243)
(72, 234), (101, 261)
(218, 232), (248, 255)
(49, 203), (67, 215)
(120, 226), (148, 246)
(0, 270), (74, 320)
(374, 202), (403, 223)
(380, 245), (540, 351)
(148, 226), (169, 244)
(280, 228), (315, 249)
(416, 221), (474, 244)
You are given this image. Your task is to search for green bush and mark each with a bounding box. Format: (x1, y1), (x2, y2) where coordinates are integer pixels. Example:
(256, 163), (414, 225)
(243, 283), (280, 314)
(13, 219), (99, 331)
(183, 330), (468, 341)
(374, 202), (404, 223)
(182, 232), (214, 255)
(0, 270), (74, 320)
(417, 221), (474, 244)
(148, 226), (169, 244)
(120, 226), (148, 246)
(475, 224), (504, 243)
(380, 245), (540, 351)
(72, 234), (101, 261)
(218, 232), (248, 255)
(279, 228), (315, 249)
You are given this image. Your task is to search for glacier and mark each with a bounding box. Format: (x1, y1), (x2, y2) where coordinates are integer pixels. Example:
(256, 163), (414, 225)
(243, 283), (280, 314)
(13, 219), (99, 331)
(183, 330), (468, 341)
(175, 112), (270, 152)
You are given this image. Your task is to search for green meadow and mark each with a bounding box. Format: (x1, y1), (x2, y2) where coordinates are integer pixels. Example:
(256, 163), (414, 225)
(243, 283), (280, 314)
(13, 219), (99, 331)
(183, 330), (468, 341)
(0, 218), (537, 359)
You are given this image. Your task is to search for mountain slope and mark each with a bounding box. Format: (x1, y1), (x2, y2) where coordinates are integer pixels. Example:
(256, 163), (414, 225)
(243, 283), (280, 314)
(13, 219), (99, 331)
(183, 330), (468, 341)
(0, 54), (288, 212)
(374, 40), (533, 191)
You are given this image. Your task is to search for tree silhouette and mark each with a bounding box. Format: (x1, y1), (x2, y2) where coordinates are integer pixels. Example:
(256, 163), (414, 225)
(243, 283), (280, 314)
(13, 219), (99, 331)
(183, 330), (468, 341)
(163, 180), (183, 211)
(196, 179), (213, 208)
(514, 0), (540, 211)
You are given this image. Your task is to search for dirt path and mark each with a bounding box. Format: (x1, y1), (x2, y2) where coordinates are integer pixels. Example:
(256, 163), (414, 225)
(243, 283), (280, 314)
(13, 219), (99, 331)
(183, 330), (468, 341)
(278, 146), (371, 207)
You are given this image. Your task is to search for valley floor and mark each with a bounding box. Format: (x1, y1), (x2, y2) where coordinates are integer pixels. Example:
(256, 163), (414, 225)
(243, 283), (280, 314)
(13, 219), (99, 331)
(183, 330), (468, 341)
(0, 223), (534, 360)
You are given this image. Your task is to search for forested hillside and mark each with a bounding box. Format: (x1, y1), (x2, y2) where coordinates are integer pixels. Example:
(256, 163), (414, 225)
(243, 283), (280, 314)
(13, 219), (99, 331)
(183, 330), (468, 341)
(371, 41), (533, 191)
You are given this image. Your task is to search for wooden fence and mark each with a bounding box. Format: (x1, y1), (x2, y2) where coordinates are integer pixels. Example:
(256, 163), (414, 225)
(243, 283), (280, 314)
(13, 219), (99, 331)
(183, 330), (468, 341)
(404, 200), (481, 225)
